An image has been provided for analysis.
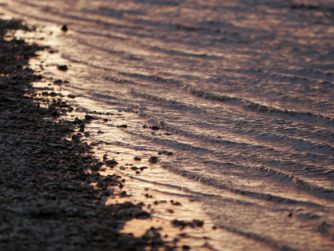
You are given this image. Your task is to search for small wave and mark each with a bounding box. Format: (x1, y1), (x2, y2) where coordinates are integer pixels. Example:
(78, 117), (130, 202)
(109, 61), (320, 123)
(190, 89), (334, 126)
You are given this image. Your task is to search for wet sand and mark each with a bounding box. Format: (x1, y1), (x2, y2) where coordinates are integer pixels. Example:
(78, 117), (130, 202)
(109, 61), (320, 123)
(0, 18), (205, 251)
(2, 1), (334, 250)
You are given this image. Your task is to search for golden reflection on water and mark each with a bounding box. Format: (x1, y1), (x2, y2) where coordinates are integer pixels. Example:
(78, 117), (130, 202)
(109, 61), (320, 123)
(28, 64), (224, 250)
(10, 1), (334, 249)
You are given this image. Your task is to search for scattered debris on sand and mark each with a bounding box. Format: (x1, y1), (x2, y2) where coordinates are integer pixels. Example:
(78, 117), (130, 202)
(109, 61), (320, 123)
(0, 19), (173, 251)
(61, 24), (68, 32)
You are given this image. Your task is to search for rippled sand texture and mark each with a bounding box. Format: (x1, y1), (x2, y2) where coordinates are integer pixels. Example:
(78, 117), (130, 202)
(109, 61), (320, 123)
(2, 0), (334, 250)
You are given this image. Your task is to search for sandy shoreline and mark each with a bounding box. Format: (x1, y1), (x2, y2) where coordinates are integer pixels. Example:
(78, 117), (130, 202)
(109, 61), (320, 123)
(3, 0), (334, 248)
(0, 18), (213, 250)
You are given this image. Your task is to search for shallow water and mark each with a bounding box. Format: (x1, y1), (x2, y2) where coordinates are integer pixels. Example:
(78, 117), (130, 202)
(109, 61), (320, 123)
(2, 0), (334, 250)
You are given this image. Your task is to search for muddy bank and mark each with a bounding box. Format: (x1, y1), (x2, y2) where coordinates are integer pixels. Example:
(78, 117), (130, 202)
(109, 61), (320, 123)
(0, 19), (174, 251)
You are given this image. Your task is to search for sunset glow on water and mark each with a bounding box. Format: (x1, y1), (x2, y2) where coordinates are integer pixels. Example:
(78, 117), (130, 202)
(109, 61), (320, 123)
(2, 0), (334, 250)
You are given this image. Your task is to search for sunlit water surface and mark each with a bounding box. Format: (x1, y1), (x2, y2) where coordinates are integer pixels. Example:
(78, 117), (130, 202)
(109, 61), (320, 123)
(2, 0), (334, 250)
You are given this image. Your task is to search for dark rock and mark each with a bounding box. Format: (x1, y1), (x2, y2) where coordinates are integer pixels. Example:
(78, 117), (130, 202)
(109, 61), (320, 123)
(171, 219), (204, 229)
(105, 159), (118, 168)
(84, 114), (94, 121)
(149, 156), (159, 164)
(57, 65), (68, 71)
(61, 24), (68, 32)
(68, 94), (76, 99)
(150, 126), (160, 131)
(182, 245), (191, 250)
(54, 79), (63, 85)
(170, 200), (181, 206)
(158, 150), (173, 156)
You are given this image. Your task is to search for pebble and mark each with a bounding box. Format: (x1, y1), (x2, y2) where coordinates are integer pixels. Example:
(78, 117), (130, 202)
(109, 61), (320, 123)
(149, 156), (159, 164)
(57, 65), (68, 71)
(61, 24), (68, 32)
(84, 114), (94, 121)
(68, 94), (76, 99)
(105, 159), (118, 168)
